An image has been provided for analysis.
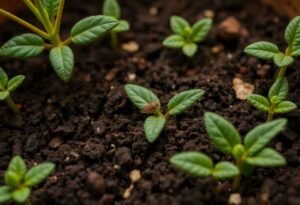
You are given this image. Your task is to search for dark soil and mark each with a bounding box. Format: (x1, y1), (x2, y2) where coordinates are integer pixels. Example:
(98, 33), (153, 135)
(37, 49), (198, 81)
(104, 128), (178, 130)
(1, 0), (300, 205)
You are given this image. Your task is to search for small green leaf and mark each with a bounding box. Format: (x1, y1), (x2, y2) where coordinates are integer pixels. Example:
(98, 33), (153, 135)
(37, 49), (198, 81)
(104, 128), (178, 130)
(0, 186), (12, 203)
(124, 84), (160, 110)
(8, 156), (27, 178)
(275, 101), (297, 114)
(163, 35), (186, 48)
(204, 112), (241, 154)
(268, 78), (289, 102)
(244, 119), (287, 156)
(71, 15), (118, 45)
(103, 0), (121, 19)
(167, 89), (204, 116)
(246, 148), (286, 167)
(0, 67), (8, 89)
(182, 43), (198, 57)
(191, 18), (212, 43)
(170, 16), (190, 36)
(247, 94), (270, 112)
(24, 163), (55, 187)
(7, 76), (25, 92)
(12, 187), (30, 203)
(49, 46), (74, 82)
(291, 48), (300, 57)
(273, 53), (294, 67)
(240, 162), (254, 177)
(144, 115), (166, 143)
(112, 20), (129, 32)
(0, 34), (45, 59)
(4, 171), (21, 187)
(43, 0), (59, 21)
(212, 161), (239, 180)
(285, 16), (300, 53)
(0, 91), (10, 100)
(244, 41), (279, 60)
(170, 152), (213, 177)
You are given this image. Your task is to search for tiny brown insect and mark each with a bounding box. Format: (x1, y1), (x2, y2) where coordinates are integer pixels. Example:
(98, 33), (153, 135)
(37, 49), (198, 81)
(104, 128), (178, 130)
(142, 102), (160, 114)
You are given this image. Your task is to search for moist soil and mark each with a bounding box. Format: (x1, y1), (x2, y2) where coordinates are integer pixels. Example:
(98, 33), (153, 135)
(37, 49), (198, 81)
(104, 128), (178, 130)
(0, 0), (300, 205)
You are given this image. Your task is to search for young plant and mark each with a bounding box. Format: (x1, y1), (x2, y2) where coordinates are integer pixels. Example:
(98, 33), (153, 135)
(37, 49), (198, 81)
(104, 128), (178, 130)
(170, 112), (287, 191)
(0, 156), (55, 205)
(247, 78), (297, 121)
(0, 0), (119, 82)
(244, 16), (300, 80)
(124, 84), (204, 143)
(0, 67), (25, 114)
(163, 16), (212, 58)
(102, 0), (130, 48)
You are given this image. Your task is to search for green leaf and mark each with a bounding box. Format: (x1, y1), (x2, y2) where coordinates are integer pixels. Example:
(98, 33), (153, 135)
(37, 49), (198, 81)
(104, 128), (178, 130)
(285, 16), (300, 53)
(291, 48), (300, 57)
(12, 187), (30, 203)
(124, 84), (160, 110)
(268, 78), (289, 102)
(0, 91), (9, 100)
(244, 41), (279, 60)
(7, 75), (25, 92)
(191, 18), (212, 43)
(0, 34), (44, 59)
(204, 112), (241, 154)
(273, 53), (294, 67)
(275, 101), (297, 114)
(170, 15), (190, 35)
(247, 94), (270, 112)
(49, 46), (74, 82)
(71, 15), (118, 45)
(103, 0), (121, 19)
(240, 162), (254, 177)
(0, 186), (12, 203)
(212, 161), (239, 180)
(112, 19), (129, 32)
(170, 152), (213, 177)
(43, 0), (59, 21)
(8, 156), (27, 178)
(246, 148), (286, 167)
(163, 35), (186, 48)
(167, 89), (204, 116)
(0, 67), (8, 89)
(244, 119), (287, 156)
(24, 162), (55, 187)
(144, 115), (166, 143)
(4, 171), (21, 187)
(182, 43), (198, 57)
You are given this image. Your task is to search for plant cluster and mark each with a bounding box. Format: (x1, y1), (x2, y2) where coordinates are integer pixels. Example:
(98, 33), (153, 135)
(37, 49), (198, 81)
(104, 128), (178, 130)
(125, 84), (204, 143)
(0, 156), (55, 205)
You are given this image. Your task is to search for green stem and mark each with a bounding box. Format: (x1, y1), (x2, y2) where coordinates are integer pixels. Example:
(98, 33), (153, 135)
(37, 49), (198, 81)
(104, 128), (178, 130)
(34, 0), (53, 34)
(267, 102), (276, 122)
(25, 199), (32, 205)
(232, 159), (242, 191)
(23, 0), (44, 24)
(62, 37), (72, 46)
(0, 9), (49, 39)
(111, 32), (117, 49)
(5, 95), (19, 114)
(53, 0), (65, 40)
(276, 66), (287, 80)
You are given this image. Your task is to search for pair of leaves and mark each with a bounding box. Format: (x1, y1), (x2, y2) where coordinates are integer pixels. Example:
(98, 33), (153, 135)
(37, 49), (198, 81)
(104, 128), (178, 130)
(125, 84), (204, 143)
(163, 16), (212, 57)
(170, 152), (239, 180)
(247, 78), (297, 114)
(0, 67), (25, 101)
(0, 156), (55, 204)
(204, 112), (286, 167)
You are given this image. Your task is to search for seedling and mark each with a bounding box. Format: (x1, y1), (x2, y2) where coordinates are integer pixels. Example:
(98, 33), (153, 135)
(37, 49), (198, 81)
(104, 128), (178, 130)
(102, 0), (130, 48)
(0, 0), (119, 82)
(244, 16), (300, 80)
(0, 67), (25, 114)
(0, 156), (55, 205)
(124, 84), (204, 143)
(171, 112), (287, 191)
(247, 78), (297, 121)
(163, 15), (212, 57)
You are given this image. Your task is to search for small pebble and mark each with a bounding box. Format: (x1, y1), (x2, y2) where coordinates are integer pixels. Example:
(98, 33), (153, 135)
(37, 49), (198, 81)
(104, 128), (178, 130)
(122, 41), (139, 52)
(229, 193), (242, 205)
(87, 171), (105, 196)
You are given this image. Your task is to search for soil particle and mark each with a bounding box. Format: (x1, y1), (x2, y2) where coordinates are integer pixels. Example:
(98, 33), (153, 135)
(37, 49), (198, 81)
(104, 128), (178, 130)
(87, 171), (106, 196)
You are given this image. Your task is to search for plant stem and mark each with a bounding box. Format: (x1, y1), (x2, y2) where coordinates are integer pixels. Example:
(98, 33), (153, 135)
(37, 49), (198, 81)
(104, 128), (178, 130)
(232, 159), (242, 191)
(267, 102), (276, 122)
(23, 0), (44, 23)
(35, 0), (53, 34)
(276, 66), (287, 80)
(0, 9), (49, 39)
(53, 0), (65, 40)
(5, 95), (19, 114)
(62, 37), (72, 46)
(111, 32), (117, 49)
(25, 199), (32, 205)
